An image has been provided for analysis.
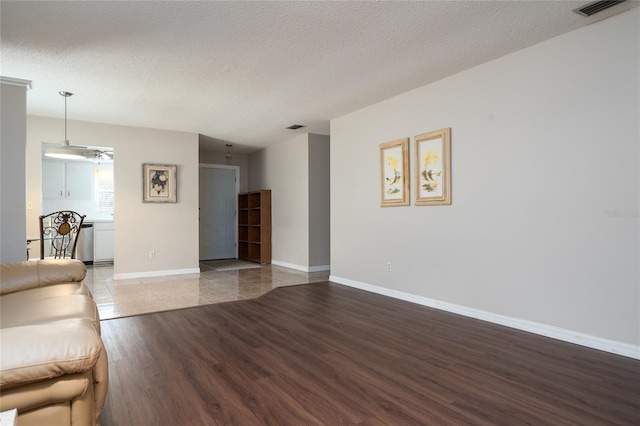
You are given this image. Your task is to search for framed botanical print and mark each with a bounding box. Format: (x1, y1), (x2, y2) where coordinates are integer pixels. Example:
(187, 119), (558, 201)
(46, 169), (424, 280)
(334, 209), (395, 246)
(415, 128), (451, 206)
(380, 138), (409, 207)
(142, 163), (177, 203)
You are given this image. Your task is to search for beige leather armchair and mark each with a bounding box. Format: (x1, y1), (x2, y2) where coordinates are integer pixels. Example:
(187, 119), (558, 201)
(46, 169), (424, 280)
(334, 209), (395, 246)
(0, 259), (108, 426)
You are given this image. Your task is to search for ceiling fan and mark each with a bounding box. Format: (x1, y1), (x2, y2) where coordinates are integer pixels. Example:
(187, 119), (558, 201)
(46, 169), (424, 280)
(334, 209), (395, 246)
(44, 91), (114, 161)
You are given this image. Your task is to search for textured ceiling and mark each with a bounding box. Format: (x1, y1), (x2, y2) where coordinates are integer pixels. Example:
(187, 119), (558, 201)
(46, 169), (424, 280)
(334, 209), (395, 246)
(1, 1), (636, 153)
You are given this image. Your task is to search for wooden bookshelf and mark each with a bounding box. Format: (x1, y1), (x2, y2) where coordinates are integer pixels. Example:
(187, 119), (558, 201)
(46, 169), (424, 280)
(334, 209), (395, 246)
(238, 190), (271, 264)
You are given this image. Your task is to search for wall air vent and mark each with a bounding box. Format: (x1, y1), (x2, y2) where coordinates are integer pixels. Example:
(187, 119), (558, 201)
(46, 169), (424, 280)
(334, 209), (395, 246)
(573, 0), (626, 17)
(286, 124), (304, 130)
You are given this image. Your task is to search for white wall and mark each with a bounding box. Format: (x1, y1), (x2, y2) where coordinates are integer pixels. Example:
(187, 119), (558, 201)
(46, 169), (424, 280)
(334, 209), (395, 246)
(0, 82), (28, 263)
(249, 132), (331, 271)
(308, 134), (330, 267)
(26, 116), (200, 277)
(249, 133), (310, 268)
(331, 9), (639, 351)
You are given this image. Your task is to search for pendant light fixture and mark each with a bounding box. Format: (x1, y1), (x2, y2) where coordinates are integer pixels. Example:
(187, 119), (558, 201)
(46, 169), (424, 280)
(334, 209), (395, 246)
(225, 144), (233, 165)
(44, 91), (86, 160)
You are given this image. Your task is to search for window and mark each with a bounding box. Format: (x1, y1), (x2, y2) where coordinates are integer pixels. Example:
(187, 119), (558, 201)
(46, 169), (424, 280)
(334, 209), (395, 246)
(94, 167), (114, 213)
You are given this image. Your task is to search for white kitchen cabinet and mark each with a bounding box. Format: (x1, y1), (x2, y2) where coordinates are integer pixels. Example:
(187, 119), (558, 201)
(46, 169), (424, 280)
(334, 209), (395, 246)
(94, 221), (114, 262)
(42, 161), (65, 199)
(42, 160), (94, 200)
(65, 162), (94, 199)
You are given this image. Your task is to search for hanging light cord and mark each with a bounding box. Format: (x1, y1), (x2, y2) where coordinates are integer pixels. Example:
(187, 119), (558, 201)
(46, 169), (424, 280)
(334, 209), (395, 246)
(64, 93), (67, 141)
(59, 91), (73, 144)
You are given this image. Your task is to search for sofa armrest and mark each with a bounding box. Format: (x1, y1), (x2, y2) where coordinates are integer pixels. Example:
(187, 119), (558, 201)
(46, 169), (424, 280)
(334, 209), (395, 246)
(0, 373), (91, 414)
(92, 346), (109, 417)
(0, 259), (86, 295)
(0, 319), (102, 388)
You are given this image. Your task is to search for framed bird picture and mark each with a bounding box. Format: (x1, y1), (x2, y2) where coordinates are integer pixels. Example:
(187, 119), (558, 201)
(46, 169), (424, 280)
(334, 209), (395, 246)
(415, 128), (451, 206)
(379, 138), (409, 207)
(142, 163), (177, 203)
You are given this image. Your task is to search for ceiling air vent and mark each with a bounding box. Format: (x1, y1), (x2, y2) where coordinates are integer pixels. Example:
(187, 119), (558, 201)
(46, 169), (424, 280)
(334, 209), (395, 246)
(573, 0), (626, 17)
(286, 124), (304, 130)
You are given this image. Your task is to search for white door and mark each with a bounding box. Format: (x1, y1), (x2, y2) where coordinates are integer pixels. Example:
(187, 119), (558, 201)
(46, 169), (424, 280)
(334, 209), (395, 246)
(199, 166), (238, 260)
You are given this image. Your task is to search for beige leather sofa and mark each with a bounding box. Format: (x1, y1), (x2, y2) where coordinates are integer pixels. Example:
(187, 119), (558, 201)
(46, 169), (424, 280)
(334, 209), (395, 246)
(0, 259), (108, 426)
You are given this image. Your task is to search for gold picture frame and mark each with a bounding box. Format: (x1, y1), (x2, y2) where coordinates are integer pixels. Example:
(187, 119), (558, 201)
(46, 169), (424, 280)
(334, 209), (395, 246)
(415, 128), (451, 206)
(142, 163), (177, 203)
(380, 138), (409, 207)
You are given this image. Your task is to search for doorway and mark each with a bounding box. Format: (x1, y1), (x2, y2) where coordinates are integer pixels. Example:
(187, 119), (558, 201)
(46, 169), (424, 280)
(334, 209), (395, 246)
(199, 164), (239, 260)
(40, 144), (114, 264)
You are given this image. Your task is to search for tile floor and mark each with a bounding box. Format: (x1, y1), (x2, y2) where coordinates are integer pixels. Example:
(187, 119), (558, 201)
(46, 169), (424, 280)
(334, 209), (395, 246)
(82, 260), (329, 320)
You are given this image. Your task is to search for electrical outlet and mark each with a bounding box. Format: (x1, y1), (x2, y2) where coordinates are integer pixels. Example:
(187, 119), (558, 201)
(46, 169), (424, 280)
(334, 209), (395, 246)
(149, 251), (156, 259)
(386, 262), (392, 272)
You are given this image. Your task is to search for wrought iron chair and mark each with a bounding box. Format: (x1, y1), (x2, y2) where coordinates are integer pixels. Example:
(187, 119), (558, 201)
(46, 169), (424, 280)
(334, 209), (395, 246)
(39, 210), (86, 259)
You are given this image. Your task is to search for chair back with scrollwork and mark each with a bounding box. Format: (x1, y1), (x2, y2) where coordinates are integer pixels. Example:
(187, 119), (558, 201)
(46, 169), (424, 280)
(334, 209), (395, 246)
(39, 211), (86, 259)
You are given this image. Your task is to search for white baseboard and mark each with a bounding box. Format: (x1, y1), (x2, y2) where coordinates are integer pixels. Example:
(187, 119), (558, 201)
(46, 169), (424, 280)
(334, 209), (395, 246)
(113, 267), (200, 280)
(272, 260), (330, 273)
(329, 275), (640, 360)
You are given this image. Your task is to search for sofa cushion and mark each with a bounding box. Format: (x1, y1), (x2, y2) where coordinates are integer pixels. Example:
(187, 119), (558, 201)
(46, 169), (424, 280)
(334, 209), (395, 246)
(0, 260), (86, 296)
(1, 294), (99, 331)
(0, 283), (91, 307)
(0, 319), (102, 388)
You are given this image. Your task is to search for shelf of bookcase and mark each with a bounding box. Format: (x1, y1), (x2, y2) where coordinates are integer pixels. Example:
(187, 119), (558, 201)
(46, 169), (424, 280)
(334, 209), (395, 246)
(237, 190), (271, 264)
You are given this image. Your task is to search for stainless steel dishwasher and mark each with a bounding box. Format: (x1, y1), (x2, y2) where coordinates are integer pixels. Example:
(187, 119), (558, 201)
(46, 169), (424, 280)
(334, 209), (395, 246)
(75, 223), (94, 264)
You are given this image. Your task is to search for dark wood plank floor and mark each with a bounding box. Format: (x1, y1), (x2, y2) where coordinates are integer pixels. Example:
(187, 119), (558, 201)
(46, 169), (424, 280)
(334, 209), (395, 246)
(100, 282), (640, 425)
